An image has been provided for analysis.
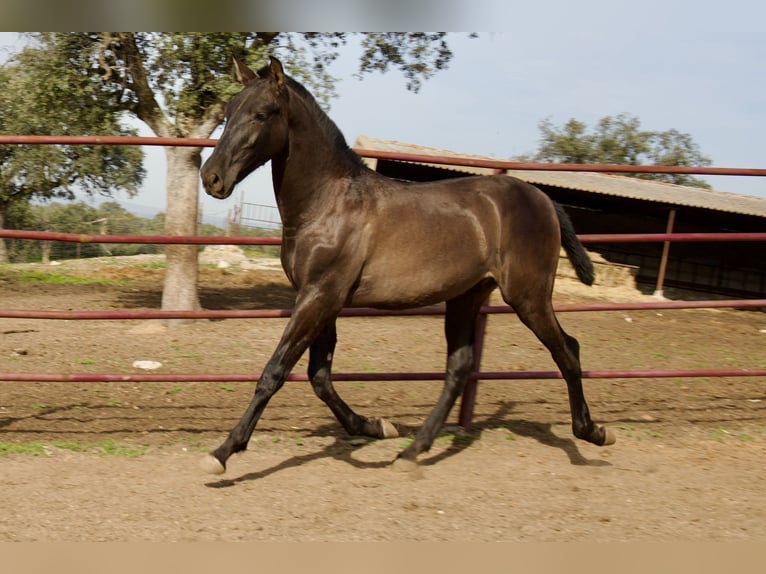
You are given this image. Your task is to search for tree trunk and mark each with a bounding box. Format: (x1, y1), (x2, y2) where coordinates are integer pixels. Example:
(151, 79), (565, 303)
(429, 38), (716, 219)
(41, 241), (51, 264)
(0, 209), (8, 264)
(161, 146), (203, 324)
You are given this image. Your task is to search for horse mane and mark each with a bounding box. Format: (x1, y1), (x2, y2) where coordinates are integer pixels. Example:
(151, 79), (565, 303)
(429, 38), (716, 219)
(257, 63), (367, 171)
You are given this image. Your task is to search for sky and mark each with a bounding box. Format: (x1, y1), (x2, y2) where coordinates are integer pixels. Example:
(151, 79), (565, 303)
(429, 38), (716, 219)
(1, 10), (765, 226)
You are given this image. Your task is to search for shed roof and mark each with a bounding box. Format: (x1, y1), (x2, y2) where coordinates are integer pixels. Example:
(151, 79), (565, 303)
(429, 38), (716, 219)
(354, 135), (766, 218)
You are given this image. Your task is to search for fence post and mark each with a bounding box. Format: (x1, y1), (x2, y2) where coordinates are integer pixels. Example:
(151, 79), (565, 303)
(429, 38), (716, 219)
(654, 208), (676, 297)
(457, 298), (490, 431)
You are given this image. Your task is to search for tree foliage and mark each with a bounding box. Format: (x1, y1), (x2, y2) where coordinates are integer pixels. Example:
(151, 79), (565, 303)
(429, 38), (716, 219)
(6, 32), (465, 312)
(24, 32), (458, 138)
(356, 33), (453, 91)
(521, 113), (713, 188)
(4, 201), (165, 263)
(0, 44), (145, 261)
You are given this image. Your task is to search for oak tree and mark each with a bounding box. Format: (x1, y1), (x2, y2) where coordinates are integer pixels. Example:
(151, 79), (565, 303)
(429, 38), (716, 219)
(14, 32), (460, 318)
(521, 113), (713, 188)
(0, 48), (144, 263)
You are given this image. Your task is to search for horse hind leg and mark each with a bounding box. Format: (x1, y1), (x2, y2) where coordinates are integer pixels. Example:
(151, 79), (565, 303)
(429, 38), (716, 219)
(397, 279), (496, 463)
(507, 292), (615, 447)
(309, 320), (399, 439)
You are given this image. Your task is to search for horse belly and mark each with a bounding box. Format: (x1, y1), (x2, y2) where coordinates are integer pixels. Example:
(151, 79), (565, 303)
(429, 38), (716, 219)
(349, 234), (492, 308)
(343, 184), (506, 308)
(351, 272), (489, 309)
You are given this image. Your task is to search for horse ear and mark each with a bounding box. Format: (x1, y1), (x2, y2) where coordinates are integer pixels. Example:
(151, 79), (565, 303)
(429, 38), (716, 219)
(268, 56), (286, 93)
(232, 57), (257, 85)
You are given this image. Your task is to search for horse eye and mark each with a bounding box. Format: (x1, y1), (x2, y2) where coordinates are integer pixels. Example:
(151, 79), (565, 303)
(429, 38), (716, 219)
(255, 112), (269, 122)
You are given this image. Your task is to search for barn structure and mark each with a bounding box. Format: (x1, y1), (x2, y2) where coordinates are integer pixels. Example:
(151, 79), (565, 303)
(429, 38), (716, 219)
(355, 135), (766, 300)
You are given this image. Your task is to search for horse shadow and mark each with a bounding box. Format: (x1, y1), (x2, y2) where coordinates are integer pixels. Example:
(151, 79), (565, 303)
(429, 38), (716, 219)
(480, 401), (612, 467)
(204, 401), (610, 488)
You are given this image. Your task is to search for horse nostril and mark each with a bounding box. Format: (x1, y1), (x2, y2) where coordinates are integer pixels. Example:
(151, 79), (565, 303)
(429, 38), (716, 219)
(203, 171), (224, 196)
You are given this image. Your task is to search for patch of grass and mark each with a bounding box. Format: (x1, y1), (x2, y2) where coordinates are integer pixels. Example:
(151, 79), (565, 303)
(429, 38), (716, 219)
(78, 359), (95, 365)
(709, 428), (756, 443)
(95, 441), (146, 457)
(167, 386), (185, 395)
(0, 442), (47, 457)
(616, 425), (663, 441)
(709, 428), (728, 442)
(219, 384), (236, 392)
(0, 440), (145, 457)
(618, 424), (636, 438)
(0, 268), (125, 286)
(437, 431), (479, 447)
(136, 262), (166, 270)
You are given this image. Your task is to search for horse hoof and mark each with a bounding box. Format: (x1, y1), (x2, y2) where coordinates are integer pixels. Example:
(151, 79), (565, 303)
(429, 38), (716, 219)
(601, 426), (616, 446)
(200, 454), (226, 475)
(378, 418), (399, 439)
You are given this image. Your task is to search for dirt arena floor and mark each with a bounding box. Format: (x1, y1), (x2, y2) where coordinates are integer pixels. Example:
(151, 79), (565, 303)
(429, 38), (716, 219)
(1, 253), (764, 541)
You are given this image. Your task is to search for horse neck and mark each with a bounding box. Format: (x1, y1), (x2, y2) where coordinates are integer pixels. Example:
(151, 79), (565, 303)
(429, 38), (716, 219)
(272, 97), (362, 226)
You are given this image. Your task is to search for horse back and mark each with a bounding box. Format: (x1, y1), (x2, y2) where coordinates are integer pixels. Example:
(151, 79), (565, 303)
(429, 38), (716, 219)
(345, 173), (561, 308)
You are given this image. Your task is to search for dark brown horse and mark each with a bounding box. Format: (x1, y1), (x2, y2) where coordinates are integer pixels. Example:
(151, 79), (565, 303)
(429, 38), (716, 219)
(199, 56), (614, 475)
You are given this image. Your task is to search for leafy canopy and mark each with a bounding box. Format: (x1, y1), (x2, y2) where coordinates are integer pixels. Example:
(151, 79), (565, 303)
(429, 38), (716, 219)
(0, 45), (145, 210)
(521, 113), (713, 188)
(25, 33), (459, 139)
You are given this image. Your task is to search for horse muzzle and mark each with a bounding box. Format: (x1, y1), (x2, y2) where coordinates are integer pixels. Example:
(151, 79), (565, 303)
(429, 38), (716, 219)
(200, 165), (233, 200)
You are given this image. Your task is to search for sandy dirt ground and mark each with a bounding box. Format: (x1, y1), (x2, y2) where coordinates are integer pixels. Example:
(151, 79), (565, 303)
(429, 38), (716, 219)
(1, 253), (764, 541)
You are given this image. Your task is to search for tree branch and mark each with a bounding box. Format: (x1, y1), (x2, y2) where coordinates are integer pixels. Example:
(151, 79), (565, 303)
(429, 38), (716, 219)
(112, 33), (172, 138)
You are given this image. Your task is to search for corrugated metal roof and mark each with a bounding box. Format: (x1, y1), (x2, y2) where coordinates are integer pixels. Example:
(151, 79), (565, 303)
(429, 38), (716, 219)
(354, 135), (766, 218)
(355, 135), (498, 176)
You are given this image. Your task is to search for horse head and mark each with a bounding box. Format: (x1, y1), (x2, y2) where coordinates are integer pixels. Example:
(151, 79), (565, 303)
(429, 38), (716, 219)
(201, 56), (290, 199)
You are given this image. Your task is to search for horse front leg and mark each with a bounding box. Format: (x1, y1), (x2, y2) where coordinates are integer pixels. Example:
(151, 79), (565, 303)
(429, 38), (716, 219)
(309, 320), (399, 439)
(201, 294), (343, 475)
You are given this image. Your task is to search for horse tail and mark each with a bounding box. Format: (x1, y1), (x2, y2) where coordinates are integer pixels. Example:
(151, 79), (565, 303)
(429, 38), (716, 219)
(554, 202), (595, 286)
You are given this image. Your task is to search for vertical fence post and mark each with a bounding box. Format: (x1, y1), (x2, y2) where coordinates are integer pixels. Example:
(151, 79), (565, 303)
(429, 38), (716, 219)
(457, 298), (490, 431)
(654, 208), (677, 297)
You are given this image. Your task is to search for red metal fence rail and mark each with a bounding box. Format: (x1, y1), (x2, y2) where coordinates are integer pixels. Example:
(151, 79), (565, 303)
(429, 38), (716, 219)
(3, 134), (766, 177)
(1, 135), (765, 430)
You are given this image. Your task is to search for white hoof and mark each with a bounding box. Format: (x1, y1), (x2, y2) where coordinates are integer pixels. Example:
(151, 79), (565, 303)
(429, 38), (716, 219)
(379, 418), (399, 438)
(602, 426), (617, 446)
(200, 454), (226, 475)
